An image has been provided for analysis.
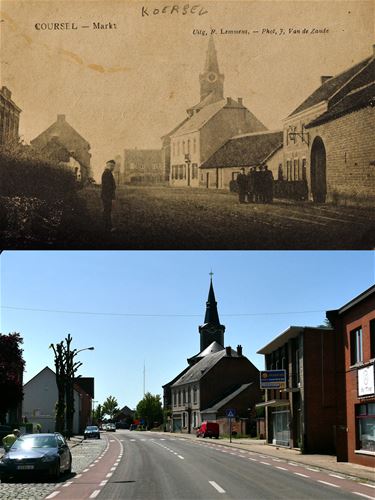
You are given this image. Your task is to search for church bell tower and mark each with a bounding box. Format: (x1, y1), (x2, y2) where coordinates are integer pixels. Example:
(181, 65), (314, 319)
(199, 35), (224, 102)
(198, 274), (226, 351)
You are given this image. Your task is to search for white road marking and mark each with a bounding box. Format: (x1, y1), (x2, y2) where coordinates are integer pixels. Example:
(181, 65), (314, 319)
(130, 439), (136, 442)
(45, 493), (60, 499)
(106, 472), (113, 478)
(109, 440), (115, 442)
(75, 474), (82, 478)
(89, 464), (95, 467)
(89, 490), (101, 498)
(294, 472), (310, 478)
(260, 461), (271, 466)
(100, 480), (108, 486)
(318, 480), (340, 488)
(209, 481), (226, 494)
(248, 457), (258, 461)
(178, 455), (184, 459)
(360, 483), (375, 489)
(83, 468), (90, 472)
(353, 493), (375, 499)
(329, 474), (345, 479)
(276, 466), (288, 471)
(272, 458), (282, 462)
(110, 466), (117, 471)
(306, 467), (319, 472)
(288, 462), (299, 467)
(62, 482), (73, 487)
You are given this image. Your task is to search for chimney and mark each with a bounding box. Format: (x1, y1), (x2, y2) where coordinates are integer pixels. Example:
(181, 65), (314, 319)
(225, 346), (231, 356)
(320, 76), (333, 85)
(238, 97), (243, 106)
(57, 114), (66, 122)
(237, 345), (243, 356)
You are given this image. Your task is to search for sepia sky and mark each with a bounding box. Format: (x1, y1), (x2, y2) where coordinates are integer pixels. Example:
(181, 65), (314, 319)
(1, 0), (373, 179)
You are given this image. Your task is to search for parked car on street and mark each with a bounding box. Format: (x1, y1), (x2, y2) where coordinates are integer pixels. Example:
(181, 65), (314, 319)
(106, 423), (116, 432)
(84, 426), (100, 439)
(0, 432), (71, 481)
(196, 421), (219, 439)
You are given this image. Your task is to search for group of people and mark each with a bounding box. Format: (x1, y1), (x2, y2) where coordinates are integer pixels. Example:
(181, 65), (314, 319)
(237, 164), (274, 204)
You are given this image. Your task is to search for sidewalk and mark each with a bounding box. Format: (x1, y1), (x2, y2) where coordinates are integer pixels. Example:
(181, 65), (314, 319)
(158, 432), (375, 483)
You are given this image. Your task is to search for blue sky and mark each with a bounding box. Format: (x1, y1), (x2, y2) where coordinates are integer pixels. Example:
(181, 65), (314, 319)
(1, 251), (374, 411)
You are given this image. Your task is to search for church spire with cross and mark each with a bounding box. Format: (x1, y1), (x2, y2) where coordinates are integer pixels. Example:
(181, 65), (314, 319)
(199, 35), (224, 102)
(199, 272), (226, 351)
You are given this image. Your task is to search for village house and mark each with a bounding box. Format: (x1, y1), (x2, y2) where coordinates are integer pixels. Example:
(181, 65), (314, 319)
(200, 130), (283, 190)
(122, 148), (164, 184)
(22, 366), (93, 434)
(283, 46), (375, 204)
(31, 114), (92, 183)
(0, 86), (21, 146)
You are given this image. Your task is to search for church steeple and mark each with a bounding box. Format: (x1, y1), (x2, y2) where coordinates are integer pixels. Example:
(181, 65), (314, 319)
(199, 273), (226, 351)
(199, 35), (224, 102)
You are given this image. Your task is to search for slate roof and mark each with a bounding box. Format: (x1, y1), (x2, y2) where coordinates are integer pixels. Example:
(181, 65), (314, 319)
(306, 82), (375, 128)
(201, 130), (283, 169)
(188, 91), (223, 113)
(289, 56), (372, 117)
(161, 117), (190, 142)
(171, 98), (243, 137)
(172, 347), (239, 387)
(202, 382), (253, 412)
(187, 341), (224, 365)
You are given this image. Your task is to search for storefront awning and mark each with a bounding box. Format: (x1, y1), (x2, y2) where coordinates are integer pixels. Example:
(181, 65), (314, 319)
(255, 399), (290, 408)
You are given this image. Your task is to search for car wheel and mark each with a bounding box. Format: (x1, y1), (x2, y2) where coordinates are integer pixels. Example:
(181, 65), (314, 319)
(66, 457), (72, 474)
(52, 460), (61, 480)
(0, 474), (9, 483)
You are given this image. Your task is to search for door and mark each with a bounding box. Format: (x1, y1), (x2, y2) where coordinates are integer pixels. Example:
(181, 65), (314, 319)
(310, 136), (327, 203)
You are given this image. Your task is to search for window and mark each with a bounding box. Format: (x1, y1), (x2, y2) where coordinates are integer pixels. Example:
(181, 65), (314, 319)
(178, 390), (181, 406)
(301, 158), (307, 181)
(182, 141), (185, 154)
(293, 159), (298, 181)
(370, 319), (375, 359)
(192, 164), (198, 179)
(350, 327), (363, 365)
(193, 138), (197, 153)
(177, 142), (180, 156)
(187, 139), (190, 153)
(286, 160), (291, 181)
(182, 412), (186, 428)
(193, 386), (197, 404)
(356, 403), (375, 452)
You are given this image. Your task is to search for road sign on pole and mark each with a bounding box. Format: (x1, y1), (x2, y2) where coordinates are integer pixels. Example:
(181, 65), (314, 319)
(226, 408), (236, 418)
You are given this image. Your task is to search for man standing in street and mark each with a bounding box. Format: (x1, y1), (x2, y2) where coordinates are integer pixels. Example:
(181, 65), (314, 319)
(101, 160), (116, 232)
(236, 168), (247, 203)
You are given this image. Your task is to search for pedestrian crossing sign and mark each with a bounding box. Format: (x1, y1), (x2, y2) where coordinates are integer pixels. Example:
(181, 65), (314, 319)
(226, 408), (236, 418)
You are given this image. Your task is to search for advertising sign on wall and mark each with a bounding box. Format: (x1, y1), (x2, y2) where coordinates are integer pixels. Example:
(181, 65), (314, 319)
(358, 363), (375, 397)
(260, 370), (286, 389)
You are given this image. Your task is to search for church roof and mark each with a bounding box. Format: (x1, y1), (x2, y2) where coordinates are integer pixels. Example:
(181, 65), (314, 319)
(202, 382), (253, 413)
(187, 341), (224, 365)
(201, 130), (283, 169)
(171, 98), (243, 137)
(203, 35), (220, 75)
(172, 347), (239, 387)
(289, 55), (372, 117)
(204, 278), (221, 325)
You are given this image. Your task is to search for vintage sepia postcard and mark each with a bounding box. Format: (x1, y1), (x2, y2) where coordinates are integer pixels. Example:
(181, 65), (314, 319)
(0, 0), (374, 249)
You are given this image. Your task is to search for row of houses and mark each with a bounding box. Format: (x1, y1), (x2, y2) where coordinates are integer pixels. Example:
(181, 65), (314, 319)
(121, 38), (374, 204)
(164, 279), (375, 468)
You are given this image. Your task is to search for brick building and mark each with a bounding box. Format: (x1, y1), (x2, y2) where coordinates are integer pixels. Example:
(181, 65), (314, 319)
(122, 148), (164, 184)
(163, 277), (261, 434)
(283, 47), (374, 204)
(257, 326), (337, 453)
(327, 285), (375, 467)
(0, 86), (21, 146)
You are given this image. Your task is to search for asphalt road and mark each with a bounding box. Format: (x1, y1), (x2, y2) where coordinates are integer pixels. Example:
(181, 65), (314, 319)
(90, 431), (374, 500)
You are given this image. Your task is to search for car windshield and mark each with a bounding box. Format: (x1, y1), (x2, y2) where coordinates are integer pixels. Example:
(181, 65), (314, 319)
(11, 435), (57, 450)
(86, 427), (98, 431)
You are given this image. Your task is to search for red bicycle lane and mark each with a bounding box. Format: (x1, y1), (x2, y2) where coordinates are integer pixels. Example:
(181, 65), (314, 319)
(45, 434), (124, 500)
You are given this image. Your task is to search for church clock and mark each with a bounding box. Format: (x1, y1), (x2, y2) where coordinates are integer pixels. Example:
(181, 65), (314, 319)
(207, 72), (218, 83)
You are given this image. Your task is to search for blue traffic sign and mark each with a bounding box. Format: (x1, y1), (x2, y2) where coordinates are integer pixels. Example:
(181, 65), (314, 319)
(226, 408), (236, 418)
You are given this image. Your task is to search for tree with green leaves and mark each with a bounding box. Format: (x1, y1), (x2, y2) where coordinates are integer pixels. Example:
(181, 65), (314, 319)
(0, 333), (25, 424)
(136, 392), (163, 430)
(102, 396), (120, 420)
(92, 404), (104, 425)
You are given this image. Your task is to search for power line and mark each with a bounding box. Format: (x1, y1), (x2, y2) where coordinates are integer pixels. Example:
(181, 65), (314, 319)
(1, 305), (325, 317)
